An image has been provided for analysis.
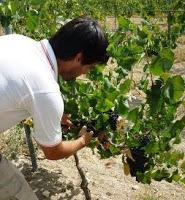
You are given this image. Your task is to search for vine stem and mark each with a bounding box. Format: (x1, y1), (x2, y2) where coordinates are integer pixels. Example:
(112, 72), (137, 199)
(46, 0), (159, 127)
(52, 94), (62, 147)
(24, 124), (38, 172)
(150, 73), (154, 86)
(74, 153), (91, 200)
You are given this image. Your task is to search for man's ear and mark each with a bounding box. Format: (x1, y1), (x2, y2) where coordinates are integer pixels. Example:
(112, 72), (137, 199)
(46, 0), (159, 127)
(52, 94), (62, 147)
(75, 52), (83, 63)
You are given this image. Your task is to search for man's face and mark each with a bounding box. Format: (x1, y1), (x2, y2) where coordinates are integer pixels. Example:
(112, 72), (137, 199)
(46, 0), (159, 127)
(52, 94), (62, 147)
(57, 53), (95, 80)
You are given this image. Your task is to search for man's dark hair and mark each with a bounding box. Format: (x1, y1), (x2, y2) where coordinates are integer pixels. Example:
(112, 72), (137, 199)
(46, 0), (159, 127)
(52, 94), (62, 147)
(49, 16), (109, 64)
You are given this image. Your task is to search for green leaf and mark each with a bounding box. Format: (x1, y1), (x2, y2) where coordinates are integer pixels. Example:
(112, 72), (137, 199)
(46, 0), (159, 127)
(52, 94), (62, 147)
(171, 151), (184, 161)
(138, 78), (149, 92)
(173, 135), (181, 144)
(78, 98), (89, 114)
(65, 99), (78, 118)
(95, 98), (114, 112)
(109, 145), (120, 155)
(127, 108), (139, 123)
(88, 65), (104, 81)
(170, 116), (185, 138)
(96, 113), (109, 129)
(76, 81), (92, 94)
(145, 141), (160, 154)
(89, 97), (97, 108)
(116, 96), (129, 116)
(146, 79), (163, 115)
(137, 171), (151, 184)
(152, 169), (170, 181)
(107, 90), (119, 102)
(97, 145), (112, 159)
(118, 16), (130, 31)
(181, 161), (185, 173)
(170, 170), (180, 182)
(30, 0), (45, 5)
(103, 77), (115, 92)
(180, 177), (185, 184)
(126, 136), (140, 148)
(118, 56), (137, 71)
(149, 48), (174, 76)
(119, 79), (131, 95)
(88, 139), (98, 149)
(160, 48), (174, 60)
(164, 75), (185, 104)
(26, 10), (39, 32)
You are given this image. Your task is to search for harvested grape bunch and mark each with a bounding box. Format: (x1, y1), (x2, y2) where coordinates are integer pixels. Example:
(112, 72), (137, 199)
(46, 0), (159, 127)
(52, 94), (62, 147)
(61, 116), (113, 149)
(72, 119), (99, 137)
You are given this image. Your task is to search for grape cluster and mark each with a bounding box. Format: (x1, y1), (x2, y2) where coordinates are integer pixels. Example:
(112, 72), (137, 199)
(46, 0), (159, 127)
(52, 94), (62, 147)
(108, 110), (119, 131)
(126, 148), (149, 180)
(73, 119), (99, 137)
(139, 135), (151, 147)
(126, 135), (151, 181)
(145, 48), (158, 56)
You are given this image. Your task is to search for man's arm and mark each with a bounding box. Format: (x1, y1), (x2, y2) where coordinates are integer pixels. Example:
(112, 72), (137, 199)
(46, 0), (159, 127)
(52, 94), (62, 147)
(39, 126), (93, 160)
(26, 92), (93, 159)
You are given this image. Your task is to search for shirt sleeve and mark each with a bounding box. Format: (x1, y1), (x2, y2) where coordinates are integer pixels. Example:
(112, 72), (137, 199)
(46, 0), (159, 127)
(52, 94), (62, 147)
(24, 91), (64, 147)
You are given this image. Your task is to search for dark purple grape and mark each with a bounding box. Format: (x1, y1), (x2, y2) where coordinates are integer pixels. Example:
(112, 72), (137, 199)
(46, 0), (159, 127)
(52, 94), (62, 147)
(108, 110), (119, 131)
(127, 148), (149, 180)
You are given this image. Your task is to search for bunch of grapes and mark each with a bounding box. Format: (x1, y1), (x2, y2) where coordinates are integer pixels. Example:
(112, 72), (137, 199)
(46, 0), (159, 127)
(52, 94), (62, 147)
(72, 119), (99, 137)
(61, 110), (125, 150)
(139, 135), (151, 147)
(108, 110), (119, 131)
(126, 148), (149, 179)
(125, 135), (151, 181)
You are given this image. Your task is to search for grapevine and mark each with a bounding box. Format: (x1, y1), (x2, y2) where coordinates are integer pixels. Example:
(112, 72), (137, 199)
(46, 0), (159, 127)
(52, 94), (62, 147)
(1, 0), (185, 184)
(61, 109), (125, 151)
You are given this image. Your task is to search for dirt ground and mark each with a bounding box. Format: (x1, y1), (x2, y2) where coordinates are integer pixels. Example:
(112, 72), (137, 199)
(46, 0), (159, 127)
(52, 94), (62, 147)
(1, 132), (185, 200)
(8, 145), (185, 200)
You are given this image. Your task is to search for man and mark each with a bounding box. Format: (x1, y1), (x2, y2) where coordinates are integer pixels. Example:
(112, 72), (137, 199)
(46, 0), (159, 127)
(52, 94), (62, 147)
(0, 16), (108, 200)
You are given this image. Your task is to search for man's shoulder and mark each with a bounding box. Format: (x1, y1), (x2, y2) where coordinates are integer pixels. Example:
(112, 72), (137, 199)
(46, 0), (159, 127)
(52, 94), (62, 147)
(0, 33), (35, 42)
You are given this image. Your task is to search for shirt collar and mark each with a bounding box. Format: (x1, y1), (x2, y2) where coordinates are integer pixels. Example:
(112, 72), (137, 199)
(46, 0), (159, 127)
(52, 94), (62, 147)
(40, 39), (58, 81)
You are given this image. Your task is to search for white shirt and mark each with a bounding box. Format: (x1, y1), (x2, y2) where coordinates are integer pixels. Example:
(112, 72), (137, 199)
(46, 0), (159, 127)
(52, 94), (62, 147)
(0, 34), (64, 147)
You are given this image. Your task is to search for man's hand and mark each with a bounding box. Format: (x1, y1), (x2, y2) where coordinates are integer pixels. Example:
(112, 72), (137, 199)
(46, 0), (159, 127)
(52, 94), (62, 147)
(39, 125), (94, 160)
(79, 126), (94, 146)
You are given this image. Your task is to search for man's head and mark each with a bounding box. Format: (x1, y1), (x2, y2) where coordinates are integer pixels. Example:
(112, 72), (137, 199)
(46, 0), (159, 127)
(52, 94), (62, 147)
(49, 16), (109, 80)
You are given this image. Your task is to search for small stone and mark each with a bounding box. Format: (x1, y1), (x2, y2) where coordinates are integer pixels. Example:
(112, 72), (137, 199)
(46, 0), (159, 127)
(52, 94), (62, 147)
(92, 181), (96, 186)
(61, 187), (67, 193)
(66, 182), (74, 190)
(106, 192), (112, 196)
(50, 196), (56, 200)
(42, 190), (50, 197)
(131, 185), (139, 190)
(65, 189), (71, 196)
(33, 189), (38, 193)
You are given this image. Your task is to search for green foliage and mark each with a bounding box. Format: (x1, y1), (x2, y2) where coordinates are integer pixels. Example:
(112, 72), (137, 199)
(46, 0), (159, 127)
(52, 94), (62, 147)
(1, 0), (185, 184)
(58, 15), (185, 184)
(0, 1), (13, 27)
(149, 48), (174, 76)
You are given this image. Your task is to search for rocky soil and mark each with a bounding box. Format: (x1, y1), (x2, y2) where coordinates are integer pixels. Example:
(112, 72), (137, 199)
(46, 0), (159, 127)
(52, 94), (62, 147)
(7, 146), (185, 200)
(1, 129), (185, 200)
